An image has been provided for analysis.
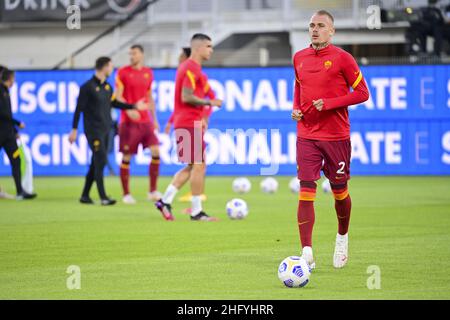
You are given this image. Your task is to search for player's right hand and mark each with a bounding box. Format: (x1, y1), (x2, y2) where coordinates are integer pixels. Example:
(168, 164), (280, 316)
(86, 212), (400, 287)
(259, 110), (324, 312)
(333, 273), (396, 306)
(68, 129), (77, 144)
(126, 109), (141, 120)
(291, 110), (303, 121)
(210, 99), (223, 107)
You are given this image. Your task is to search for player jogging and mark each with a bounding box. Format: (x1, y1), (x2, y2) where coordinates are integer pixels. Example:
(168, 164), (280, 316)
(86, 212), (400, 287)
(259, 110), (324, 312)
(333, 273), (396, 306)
(165, 47), (216, 135)
(164, 47), (216, 214)
(155, 34), (222, 221)
(292, 10), (369, 269)
(115, 44), (161, 204)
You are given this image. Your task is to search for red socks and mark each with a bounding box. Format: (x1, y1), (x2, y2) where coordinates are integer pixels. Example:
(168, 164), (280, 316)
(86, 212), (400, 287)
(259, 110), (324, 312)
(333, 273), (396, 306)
(297, 181), (317, 248)
(297, 180), (352, 249)
(121, 157), (160, 195)
(120, 159), (130, 195)
(149, 157), (160, 193)
(331, 183), (352, 235)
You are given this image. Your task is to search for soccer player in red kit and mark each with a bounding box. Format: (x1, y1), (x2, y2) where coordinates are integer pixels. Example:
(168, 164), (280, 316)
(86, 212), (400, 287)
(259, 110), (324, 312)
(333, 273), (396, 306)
(292, 10), (369, 269)
(164, 47), (216, 214)
(155, 34), (222, 221)
(115, 45), (161, 204)
(164, 47), (215, 135)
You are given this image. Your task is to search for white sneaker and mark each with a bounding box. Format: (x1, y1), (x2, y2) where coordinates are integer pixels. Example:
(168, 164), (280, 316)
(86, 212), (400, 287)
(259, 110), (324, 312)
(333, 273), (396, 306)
(301, 246), (316, 271)
(0, 188), (14, 199)
(122, 194), (137, 205)
(333, 233), (349, 268)
(148, 191), (162, 202)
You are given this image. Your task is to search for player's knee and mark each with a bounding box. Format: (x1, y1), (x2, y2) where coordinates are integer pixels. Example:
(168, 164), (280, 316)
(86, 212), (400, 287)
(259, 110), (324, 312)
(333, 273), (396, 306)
(330, 182), (349, 201)
(191, 163), (205, 174)
(150, 146), (160, 158)
(299, 180), (317, 201)
(94, 153), (107, 166)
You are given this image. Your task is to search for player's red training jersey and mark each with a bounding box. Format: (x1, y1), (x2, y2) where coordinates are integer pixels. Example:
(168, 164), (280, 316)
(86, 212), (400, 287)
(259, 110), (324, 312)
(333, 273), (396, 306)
(293, 44), (369, 141)
(115, 65), (153, 124)
(168, 72), (215, 125)
(173, 59), (211, 128)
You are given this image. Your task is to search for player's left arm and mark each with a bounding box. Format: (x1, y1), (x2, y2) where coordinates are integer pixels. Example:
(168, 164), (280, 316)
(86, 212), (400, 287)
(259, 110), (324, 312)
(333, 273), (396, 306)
(202, 80), (216, 119)
(149, 90), (159, 131)
(148, 71), (159, 130)
(292, 55), (304, 121)
(182, 70), (222, 107)
(317, 52), (370, 111)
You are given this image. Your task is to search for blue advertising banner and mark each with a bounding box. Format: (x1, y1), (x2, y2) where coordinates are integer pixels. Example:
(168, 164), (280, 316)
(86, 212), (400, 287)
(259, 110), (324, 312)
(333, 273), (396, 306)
(1, 65), (449, 176)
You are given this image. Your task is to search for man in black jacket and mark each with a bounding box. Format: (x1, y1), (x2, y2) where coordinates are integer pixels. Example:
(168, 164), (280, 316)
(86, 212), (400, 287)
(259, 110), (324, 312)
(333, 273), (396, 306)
(69, 57), (148, 205)
(0, 67), (36, 200)
(406, 0), (449, 56)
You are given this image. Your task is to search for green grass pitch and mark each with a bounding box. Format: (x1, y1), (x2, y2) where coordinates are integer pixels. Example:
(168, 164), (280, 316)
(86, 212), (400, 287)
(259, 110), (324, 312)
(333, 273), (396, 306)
(0, 175), (449, 299)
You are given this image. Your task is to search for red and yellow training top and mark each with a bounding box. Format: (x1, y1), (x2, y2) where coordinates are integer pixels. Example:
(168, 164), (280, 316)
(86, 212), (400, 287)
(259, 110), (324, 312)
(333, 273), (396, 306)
(115, 65), (154, 124)
(173, 58), (213, 128)
(293, 44), (370, 141)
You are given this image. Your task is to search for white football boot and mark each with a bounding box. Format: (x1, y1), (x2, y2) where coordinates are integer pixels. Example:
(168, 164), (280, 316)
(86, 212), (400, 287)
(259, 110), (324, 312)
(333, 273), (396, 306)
(301, 246), (316, 271)
(122, 194), (137, 205)
(333, 233), (349, 268)
(147, 191), (162, 202)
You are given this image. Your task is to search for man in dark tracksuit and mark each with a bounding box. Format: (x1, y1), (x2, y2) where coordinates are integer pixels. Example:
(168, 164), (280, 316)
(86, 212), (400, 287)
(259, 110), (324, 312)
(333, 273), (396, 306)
(69, 57), (147, 206)
(0, 67), (36, 200)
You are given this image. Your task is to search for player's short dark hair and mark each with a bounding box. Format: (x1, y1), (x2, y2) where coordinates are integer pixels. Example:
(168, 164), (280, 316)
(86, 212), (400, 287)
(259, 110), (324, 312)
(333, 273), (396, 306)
(95, 57), (112, 70)
(182, 47), (191, 57)
(315, 10), (334, 23)
(191, 33), (211, 42)
(1, 68), (15, 82)
(130, 44), (144, 53)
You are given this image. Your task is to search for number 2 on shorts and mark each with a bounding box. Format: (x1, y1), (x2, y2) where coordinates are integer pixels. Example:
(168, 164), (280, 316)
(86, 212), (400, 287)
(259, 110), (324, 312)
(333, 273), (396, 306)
(337, 161), (345, 175)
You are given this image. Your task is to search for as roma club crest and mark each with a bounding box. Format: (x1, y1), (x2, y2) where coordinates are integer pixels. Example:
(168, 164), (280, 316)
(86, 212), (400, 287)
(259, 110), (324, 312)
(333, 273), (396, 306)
(324, 60), (332, 70)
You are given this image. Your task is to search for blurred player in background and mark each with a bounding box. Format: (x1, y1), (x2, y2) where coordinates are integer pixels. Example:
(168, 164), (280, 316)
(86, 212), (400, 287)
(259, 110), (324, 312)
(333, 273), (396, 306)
(165, 47), (217, 214)
(69, 57), (148, 206)
(292, 10), (369, 269)
(155, 34), (222, 221)
(0, 66), (36, 200)
(165, 47), (216, 134)
(115, 45), (161, 204)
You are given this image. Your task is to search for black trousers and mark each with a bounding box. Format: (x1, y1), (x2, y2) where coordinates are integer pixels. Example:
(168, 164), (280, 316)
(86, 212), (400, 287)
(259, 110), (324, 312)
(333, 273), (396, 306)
(82, 132), (109, 199)
(0, 133), (23, 195)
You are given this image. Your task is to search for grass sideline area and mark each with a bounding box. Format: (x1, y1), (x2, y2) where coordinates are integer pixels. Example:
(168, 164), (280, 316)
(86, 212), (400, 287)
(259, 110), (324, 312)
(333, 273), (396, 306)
(0, 176), (449, 299)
